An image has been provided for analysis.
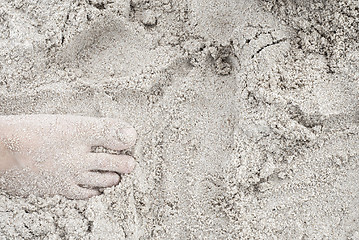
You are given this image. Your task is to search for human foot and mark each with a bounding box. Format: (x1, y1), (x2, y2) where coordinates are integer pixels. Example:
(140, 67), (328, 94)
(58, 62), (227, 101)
(0, 114), (137, 199)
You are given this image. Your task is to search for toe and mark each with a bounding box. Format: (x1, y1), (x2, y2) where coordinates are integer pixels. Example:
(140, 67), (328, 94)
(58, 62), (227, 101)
(86, 118), (137, 151)
(69, 186), (101, 200)
(86, 153), (136, 174)
(116, 126), (137, 148)
(77, 171), (121, 188)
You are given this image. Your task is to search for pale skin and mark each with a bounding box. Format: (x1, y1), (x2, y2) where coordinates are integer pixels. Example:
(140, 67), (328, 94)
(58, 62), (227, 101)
(0, 114), (137, 200)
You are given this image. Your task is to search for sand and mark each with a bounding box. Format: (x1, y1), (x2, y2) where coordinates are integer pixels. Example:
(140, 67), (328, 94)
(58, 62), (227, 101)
(0, 0), (358, 239)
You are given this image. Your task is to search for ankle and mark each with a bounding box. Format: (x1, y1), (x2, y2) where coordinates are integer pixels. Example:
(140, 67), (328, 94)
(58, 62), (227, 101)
(0, 120), (18, 170)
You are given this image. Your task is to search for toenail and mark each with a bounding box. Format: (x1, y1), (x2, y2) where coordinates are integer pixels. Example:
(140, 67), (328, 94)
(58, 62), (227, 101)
(117, 127), (137, 144)
(127, 160), (136, 172)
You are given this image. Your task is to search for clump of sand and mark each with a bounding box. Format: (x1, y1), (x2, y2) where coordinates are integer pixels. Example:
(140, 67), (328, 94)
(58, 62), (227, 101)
(0, 0), (358, 239)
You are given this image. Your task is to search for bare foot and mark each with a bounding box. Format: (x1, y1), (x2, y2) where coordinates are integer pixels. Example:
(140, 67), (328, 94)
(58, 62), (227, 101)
(0, 114), (137, 199)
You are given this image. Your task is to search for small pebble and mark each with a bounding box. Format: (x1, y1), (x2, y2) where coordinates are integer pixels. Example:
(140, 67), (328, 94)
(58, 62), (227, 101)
(141, 10), (157, 26)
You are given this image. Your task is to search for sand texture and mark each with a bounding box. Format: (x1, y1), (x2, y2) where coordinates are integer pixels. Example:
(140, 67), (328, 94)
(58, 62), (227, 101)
(0, 0), (358, 239)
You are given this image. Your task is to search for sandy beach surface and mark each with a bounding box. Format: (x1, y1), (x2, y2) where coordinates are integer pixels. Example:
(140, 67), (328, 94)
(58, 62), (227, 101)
(0, 0), (358, 239)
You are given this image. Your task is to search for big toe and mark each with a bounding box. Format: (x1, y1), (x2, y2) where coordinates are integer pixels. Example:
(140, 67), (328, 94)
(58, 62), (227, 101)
(88, 118), (137, 150)
(116, 125), (137, 147)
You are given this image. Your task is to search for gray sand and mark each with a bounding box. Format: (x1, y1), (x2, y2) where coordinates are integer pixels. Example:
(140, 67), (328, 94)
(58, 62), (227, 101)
(0, 0), (358, 239)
